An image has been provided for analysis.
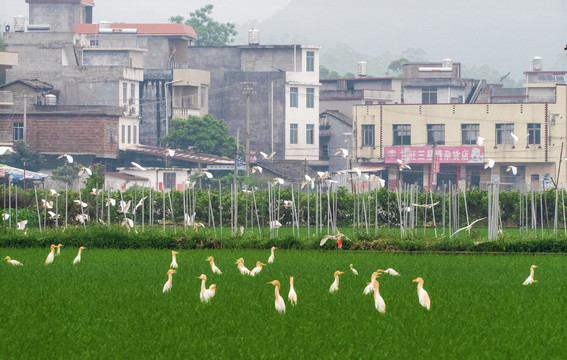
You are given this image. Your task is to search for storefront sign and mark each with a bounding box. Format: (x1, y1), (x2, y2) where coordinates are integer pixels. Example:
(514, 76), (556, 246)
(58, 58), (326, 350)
(385, 146), (484, 164)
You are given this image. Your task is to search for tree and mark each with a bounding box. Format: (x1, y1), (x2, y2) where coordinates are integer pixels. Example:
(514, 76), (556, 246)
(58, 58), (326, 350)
(387, 58), (409, 77)
(161, 114), (237, 157)
(1, 142), (45, 171)
(169, 4), (237, 46)
(51, 162), (85, 186)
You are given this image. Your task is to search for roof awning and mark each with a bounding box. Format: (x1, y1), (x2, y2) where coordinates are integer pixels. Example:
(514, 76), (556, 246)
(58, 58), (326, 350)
(353, 163), (386, 172)
(0, 164), (48, 181)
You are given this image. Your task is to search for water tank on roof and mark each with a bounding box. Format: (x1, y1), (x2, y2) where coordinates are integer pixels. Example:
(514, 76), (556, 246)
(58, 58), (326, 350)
(99, 21), (111, 30)
(357, 61), (367, 77)
(442, 58), (453, 68)
(248, 28), (260, 45)
(45, 94), (57, 106)
(13, 15), (25, 32)
(532, 56), (542, 71)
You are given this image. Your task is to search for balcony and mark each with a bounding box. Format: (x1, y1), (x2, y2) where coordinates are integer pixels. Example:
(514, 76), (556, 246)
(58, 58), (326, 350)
(172, 108), (201, 117)
(0, 51), (18, 68)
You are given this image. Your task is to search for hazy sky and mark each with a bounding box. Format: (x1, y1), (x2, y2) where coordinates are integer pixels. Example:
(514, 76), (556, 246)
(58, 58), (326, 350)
(1, 0), (292, 26)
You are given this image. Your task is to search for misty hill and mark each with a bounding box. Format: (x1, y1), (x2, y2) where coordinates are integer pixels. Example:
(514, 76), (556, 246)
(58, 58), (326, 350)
(236, 0), (566, 82)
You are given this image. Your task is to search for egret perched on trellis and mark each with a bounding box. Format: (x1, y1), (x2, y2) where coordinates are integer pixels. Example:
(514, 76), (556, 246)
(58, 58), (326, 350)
(288, 277), (297, 306)
(350, 264), (358, 275)
(329, 271), (344, 293)
(268, 246), (277, 264)
(197, 274), (216, 303)
(73, 247), (86, 264)
(45, 244), (56, 265)
(162, 269), (176, 293)
(412, 277), (431, 310)
(268, 280), (286, 314)
(206, 256), (222, 274)
(250, 261), (266, 276)
(523, 265), (538, 285)
(170, 250), (179, 268)
(4, 256), (23, 266)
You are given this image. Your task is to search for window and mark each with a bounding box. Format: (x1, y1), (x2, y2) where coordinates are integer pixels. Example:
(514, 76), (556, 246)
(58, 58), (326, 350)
(163, 172), (176, 190)
(362, 125), (375, 147)
(133, 125), (137, 144)
(290, 87), (298, 108)
(427, 124), (445, 145)
(306, 51), (314, 72)
(393, 124), (411, 145)
(306, 124), (314, 144)
(127, 125), (131, 144)
(528, 123), (541, 145)
(290, 123), (298, 144)
(12, 123), (23, 141)
(422, 87), (437, 104)
(461, 124), (479, 145)
(130, 84), (135, 103)
(121, 124), (125, 143)
(122, 83), (127, 104)
(200, 85), (207, 107)
(496, 123), (514, 145)
(306, 88), (314, 108)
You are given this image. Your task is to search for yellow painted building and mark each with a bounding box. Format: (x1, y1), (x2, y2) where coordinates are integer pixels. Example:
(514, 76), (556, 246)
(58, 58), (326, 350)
(353, 85), (567, 190)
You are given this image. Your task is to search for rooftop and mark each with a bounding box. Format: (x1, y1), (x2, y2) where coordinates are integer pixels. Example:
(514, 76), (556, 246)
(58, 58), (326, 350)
(73, 23), (197, 38)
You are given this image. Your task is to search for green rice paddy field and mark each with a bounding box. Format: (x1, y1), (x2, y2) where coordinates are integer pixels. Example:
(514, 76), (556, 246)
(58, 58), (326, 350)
(1, 248), (565, 359)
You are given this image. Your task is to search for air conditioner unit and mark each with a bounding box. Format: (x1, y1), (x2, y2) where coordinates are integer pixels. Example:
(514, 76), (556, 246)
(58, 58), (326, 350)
(130, 107), (136, 115)
(122, 104), (128, 112)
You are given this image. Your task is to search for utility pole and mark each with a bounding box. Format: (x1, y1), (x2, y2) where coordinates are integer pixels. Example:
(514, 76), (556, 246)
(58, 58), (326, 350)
(234, 129), (239, 233)
(164, 79), (181, 135)
(240, 81), (256, 176)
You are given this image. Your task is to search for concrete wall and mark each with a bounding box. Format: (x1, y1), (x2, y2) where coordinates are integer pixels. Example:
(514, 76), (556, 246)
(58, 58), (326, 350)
(28, 3), (83, 32)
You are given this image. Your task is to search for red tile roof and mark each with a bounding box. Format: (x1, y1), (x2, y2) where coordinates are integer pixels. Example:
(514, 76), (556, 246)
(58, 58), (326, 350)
(26, 0), (95, 5)
(73, 23), (197, 38)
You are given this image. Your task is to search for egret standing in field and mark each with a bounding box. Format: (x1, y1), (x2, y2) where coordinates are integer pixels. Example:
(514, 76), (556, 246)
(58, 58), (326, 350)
(384, 268), (400, 276)
(163, 269), (176, 293)
(412, 277), (431, 310)
(73, 247), (86, 264)
(329, 271), (344, 293)
(170, 250), (179, 268)
(523, 265), (538, 285)
(372, 280), (386, 313)
(250, 261), (266, 276)
(4, 256), (23, 266)
(288, 277), (297, 306)
(197, 274), (216, 303)
(56, 244), (64, 255)
(44, 244), (57, 265)
(268, 280), (286, 314)
(363, 270), (383, 294)
(350, 264), (358, 275)
(235, 258), (250, 275)
(206, 256), (222, 274)
(268, 246), (277, 264)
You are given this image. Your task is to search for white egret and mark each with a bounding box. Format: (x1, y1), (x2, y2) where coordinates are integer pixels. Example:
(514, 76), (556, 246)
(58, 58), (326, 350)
(57, 154), (73, 163)
(162, 269), (176, 293)
(0, 146), (15, 155)
(484, 159), (495, 169)
(476, 136), (485, 146)
(16, 220), (27, 231)
(235, 258), (250, 275)
(273, 177), (284, 185)
(384, 268), (400, 276)
(260, 151), (276, 160)
(268, 280), (286, 313)
(170, 250), (179, 268)
(73, 247), (86, 264)
(74, 200), (87, 208)
(363, 270), (383, 294)
(250, 261), (266, 276)
(451, 217), (487, 237)
(268, 246), (277, 264)
(56, 243), (64, 255)
(372, 280), (386, 313)
(131, 161), (146, 171)
(412, 277), (431, 310)
(397, 159), (411, 171)
(197, 274), (216, 303)
(206, 256), (222, 274)
(523, 265), (538, 285)
(269, 220), (282, 229)
(507, 165), (518, 175)
(251, 166), (263, 174)
(45, 244), (56, 265)
(78, 167), (92, 176)
(4, 256), (23, 266)
(350, 264), (358, 275)
(329, 270), (344, 293)
(288, 277), (297, 306)
(334, 148), (348, 157)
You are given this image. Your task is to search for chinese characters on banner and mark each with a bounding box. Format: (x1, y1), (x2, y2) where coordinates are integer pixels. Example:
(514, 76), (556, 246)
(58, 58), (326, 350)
(249, 150), (257, 163)
(384, 146), (484, 164)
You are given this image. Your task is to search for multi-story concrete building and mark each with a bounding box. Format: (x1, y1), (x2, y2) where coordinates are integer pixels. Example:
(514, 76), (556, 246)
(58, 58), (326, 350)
(354, 84), (567, 191)
(402, 59), (484, 105)
(186, 37), (321, 162)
